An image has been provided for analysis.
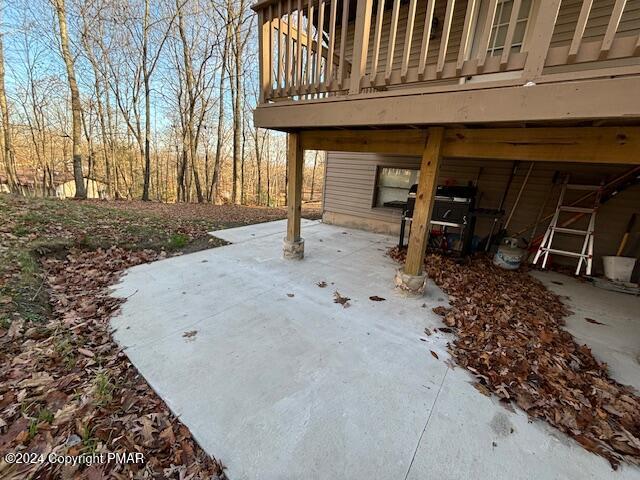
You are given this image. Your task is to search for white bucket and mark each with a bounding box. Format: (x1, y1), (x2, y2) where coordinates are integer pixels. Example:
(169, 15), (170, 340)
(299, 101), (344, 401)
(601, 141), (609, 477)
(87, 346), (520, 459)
(602, 256), (637, 283)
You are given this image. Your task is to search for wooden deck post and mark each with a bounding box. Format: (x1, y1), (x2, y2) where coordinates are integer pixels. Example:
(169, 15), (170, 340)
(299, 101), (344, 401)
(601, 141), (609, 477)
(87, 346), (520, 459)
(522, 0), (562, 81)
(284, 132), (305, 259)
(401, 127), (444, 284)
(349, 0), (373, 94)
(258, 7), (272, 103)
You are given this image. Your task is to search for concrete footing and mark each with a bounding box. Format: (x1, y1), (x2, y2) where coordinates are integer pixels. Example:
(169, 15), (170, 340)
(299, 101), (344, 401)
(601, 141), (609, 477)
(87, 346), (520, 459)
(283, 238), (305, 260)
(394, 268), (427, 296)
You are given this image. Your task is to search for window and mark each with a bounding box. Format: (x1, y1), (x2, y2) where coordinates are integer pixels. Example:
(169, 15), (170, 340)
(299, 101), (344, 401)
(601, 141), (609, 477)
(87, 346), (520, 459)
(487, 0), (533, 57)
(375, 167), (420, 208)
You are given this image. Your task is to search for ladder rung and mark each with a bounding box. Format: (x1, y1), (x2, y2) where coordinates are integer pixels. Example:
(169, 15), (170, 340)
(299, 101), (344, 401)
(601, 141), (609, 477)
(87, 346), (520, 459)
(540, 248), (588, 258)
(552, 227), (589, 235)
(559, 206), (594, 214)
(566, 184), (601, 191)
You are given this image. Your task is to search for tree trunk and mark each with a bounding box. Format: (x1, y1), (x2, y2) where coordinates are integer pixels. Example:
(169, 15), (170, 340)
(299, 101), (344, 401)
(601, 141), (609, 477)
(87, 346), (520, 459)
(142, 0), (151, 200)
(231, 0), (246, 204)
(211, 14), (230, 204)
(255, 129), (262, 205)
(0, 25), (16, 192)
(55, 0), (86, 199)
(310, 150), (318, 201)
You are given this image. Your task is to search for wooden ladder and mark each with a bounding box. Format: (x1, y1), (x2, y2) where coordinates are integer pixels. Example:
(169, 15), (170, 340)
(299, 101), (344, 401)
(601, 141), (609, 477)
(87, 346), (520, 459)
(533, 177), (602, 276)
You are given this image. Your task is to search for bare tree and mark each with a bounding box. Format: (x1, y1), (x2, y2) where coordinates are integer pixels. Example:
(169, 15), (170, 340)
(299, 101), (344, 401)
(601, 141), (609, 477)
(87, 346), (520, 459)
(209, 0), (231, 203)
(1, 0), (300, 206)
(0, 5), (17, 192)
(229, 0), (251, 204)
(141, 0), (174, 200)
(53, 0), (86, 198)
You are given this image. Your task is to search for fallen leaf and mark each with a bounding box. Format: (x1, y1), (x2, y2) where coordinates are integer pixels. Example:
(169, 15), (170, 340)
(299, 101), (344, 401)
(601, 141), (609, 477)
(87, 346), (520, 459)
(18, 372), (53, 389)
(430, 350), (439, 360)
(585, 317), (606, 326)
(78, 347), (94, 357)
(369, 295), (386, 301)
(473, 382), (492, 397)
(333, 291), (351, 308)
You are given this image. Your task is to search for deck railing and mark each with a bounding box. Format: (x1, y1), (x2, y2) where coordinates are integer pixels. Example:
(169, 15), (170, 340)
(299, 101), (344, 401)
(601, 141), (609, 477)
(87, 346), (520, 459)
(254, 0), (640, 104)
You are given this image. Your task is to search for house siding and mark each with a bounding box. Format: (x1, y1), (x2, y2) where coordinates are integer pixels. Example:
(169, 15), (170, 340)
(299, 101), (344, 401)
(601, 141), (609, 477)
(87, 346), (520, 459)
(323, 151), (640, 273)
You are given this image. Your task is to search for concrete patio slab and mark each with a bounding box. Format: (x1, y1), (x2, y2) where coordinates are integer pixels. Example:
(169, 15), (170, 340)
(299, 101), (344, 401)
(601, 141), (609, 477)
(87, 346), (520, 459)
(533, 270), (640, 392)
(209, 218), (321, 244)
(111, 221), (640, 480)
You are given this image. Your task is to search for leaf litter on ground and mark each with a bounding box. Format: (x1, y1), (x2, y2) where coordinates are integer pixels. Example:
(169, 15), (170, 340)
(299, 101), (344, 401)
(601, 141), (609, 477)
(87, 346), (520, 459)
(388, 246), (640, 470)
(0, 196), (324, 478)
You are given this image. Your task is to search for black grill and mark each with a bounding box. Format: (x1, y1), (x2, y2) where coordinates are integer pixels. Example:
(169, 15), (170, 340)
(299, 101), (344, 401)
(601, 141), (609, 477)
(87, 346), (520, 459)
(399, 184), (477, 255)
(431, 185), (476, 226)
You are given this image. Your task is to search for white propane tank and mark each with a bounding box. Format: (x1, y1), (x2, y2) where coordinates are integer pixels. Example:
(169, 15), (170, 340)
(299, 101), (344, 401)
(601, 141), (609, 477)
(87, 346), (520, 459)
(493, 237), (526, 270)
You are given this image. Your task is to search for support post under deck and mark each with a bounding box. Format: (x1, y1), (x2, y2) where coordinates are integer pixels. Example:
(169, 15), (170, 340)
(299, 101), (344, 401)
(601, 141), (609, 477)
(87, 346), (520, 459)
(395, 127), (444, 294)
(284, 132), (305, 259)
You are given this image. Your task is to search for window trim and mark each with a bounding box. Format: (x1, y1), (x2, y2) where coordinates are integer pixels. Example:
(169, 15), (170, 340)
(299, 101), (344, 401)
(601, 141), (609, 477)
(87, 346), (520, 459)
(468, 0), (535, 61)
(486, 0), (534, 57)
(372, 165), (420, 209)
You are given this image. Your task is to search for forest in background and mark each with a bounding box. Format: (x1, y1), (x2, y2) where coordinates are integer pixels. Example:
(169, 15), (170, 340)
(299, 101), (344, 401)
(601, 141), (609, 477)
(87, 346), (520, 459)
(0, 0), (324, 205)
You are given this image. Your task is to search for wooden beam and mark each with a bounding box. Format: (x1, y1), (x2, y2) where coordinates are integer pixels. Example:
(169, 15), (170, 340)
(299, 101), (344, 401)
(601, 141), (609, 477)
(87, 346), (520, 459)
(253, 76), (640, 130)
(404, 127), (444, 276)
(300, 129), (427, 154)
(298, 126), (640, 165)
(287, 132), (304, 241)
(298, 126), (640, 166)
(442, 127), (640, 165)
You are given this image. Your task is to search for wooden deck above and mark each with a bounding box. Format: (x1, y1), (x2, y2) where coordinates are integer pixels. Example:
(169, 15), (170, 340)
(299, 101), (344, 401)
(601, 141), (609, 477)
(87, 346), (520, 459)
(253, 0), (640, 130)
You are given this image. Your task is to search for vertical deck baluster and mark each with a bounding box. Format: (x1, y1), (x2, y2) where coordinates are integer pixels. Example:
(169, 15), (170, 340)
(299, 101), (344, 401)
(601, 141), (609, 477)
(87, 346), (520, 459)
(315, 0), (325, 89)
(276, 1), (283, 94)
(601, 0), (628, 59)
(499, 0), (521, 69)
(296, 0), (303, 93)
(370, 0), (385, 85)
(457, 0), (478, 74)
(401, 0), (418, 82)
(476, 0), (498, 72)
(384, 0), (401, 84)
(436, 0), (456, 77)
(418, 0), (436, 80)
(337, 0), (349, 88)
(290, 3), (297, 94)
(326, 0), (337, 86)
(568, 0), (593, 62)
(285, 0), (292, 94)
(306, 0), (313, 91)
